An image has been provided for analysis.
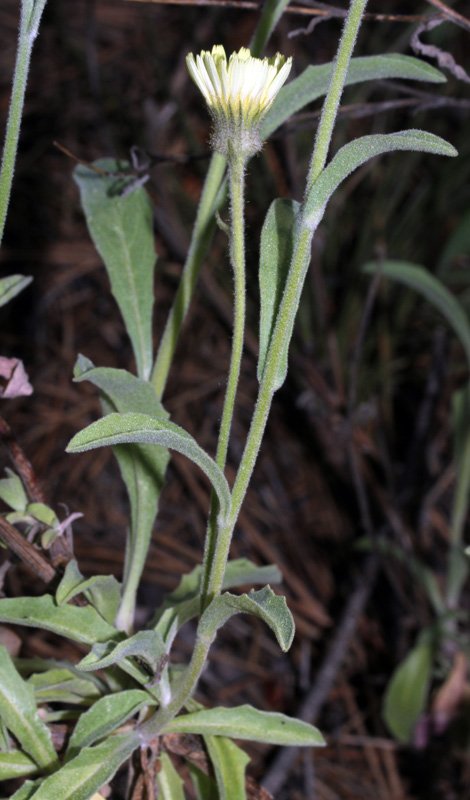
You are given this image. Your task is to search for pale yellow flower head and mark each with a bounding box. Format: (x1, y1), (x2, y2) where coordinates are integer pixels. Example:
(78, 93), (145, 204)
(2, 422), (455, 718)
(186, 45), (292, 159)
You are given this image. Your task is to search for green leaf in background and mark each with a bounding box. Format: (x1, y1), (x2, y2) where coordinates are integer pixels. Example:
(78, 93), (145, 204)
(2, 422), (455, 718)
(156, 752), (186, 800)
(73, 358), (170, 619)
(262, 54), (446, 140)
(0, 646), (57, 770)
(27, 666), (102, 706)
(356, 537), (444, 617)
(67, 412), (232, 524)
(0, 274), (32, 309)
(163, 704), (325, 746)
(189, 764), (218, 800)
(153, 558), (282, 645)
(77, 629), (165, 675)
(438, 209), (470, 277)
(362, 260), (470, 369)
(26, 731), (139, 800)
(8, 780), (39, 800)
(0, 751), (38, 781)
(73, 160), (156, 380)
(56, 559), (121, 626)
(258, 198), (300, 387)
(305, 131), (457, 228)
(0, 468), (28, 512)
(383, 637), (433, 743)
(199, 586), (295, 653)
(67, 689), (155, 757)
(204, 736), (250, 800)
(0, 596), (119, 645)
(448, 383), (470, 605)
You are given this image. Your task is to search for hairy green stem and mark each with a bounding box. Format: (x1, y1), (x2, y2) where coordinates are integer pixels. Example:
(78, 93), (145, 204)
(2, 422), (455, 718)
(200, 155), (247, 607)
(215, 157), (246, 471)
(0, 1), (48, 247)
(307, 0), (368, 190)
(115, 504), (150, 633)
(205, 226), (313, 601)
(151, 153), (226, 400)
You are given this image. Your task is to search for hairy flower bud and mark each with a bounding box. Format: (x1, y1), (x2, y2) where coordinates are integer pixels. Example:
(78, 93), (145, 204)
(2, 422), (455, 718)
(186, 45), (292, 160)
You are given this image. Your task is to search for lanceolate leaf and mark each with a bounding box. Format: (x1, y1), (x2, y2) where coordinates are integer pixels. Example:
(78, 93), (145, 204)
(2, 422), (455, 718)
(73, 160), (156, 380)
(262, 54), (446, 139)
(27, 732), (139, 800)
(204, 736), (249, 800)
(56, 559), (121, 625)
(164, 705), (325, 746)
(0, 751), (38, 781)
(258, 199), (300, 385)
(156, 752), (186, 800)
(304, 131), (457, 228)
(362, 260), (470, 369)
(0, 647), (57, 770)
(67, 690), (155, 756)
(28, 667), (102, 705)
(199, 587), (295, 653)
(67, 412), (232, 523)
(383, 638), (433, 743)
(0, 596), (119, 645)
(0, 274), (32, 309)
(153, 558), (282, 645)
(9, 780), (39, 800)
(73, 358), (170, 603)
(77, 630), (165, 674)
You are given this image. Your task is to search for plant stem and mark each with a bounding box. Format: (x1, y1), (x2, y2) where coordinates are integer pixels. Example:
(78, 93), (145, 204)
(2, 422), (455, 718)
(151, 153), (226, 400)
(306, 0), (368, 190)
(215, 157), (246, 471)
(0, 1), (48, 248)
(200, 155), (246, 607)
(204, 226), (313, 601)
(115, 504), (150, 633)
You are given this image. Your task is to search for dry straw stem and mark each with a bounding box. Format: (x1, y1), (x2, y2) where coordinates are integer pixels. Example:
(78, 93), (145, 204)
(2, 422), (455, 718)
(125, 0), (429, 25)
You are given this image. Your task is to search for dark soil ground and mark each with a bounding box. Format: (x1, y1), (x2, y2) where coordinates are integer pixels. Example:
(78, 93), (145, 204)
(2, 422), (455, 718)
(0, 1), (469, 798)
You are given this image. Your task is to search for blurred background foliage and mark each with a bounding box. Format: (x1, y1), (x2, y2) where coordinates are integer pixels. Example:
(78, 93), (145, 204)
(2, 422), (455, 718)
(0, 1), (469, 798)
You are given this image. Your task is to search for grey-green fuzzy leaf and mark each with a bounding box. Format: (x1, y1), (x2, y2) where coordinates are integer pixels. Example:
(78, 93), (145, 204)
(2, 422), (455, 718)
(304, 131), (457, 228)
(199, 586), (295, 652)
(362, 260), (470, 369)
(67, 689), (155, 756)
(73, 161), (156, 380)
(0, 275), (32, 308)
(258, 198), (300, 385)
(67, 412), (231, 523)
(262, 54), (446, 139)
(0, 596), (119, 645)
(0, 647), (57, 769)
(163, 704), (325, 746)
(27, 732), (139, 800)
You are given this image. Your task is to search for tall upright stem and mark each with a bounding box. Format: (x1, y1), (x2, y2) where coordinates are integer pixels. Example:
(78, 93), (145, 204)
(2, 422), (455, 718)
(201, 155), (246, 606)
(307, 0), (368, 190)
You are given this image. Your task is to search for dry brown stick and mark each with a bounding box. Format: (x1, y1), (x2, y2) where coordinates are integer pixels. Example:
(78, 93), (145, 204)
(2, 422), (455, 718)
(262, 555), (379, 795)
(125, 0), (428, 23)
(0, 516), (56, 584)
(424, 0), (470, 32)
(0, 415), (45, 503)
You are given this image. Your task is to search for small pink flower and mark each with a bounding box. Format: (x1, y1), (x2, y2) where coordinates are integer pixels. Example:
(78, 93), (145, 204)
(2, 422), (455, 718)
(0, 357), (33, 398)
